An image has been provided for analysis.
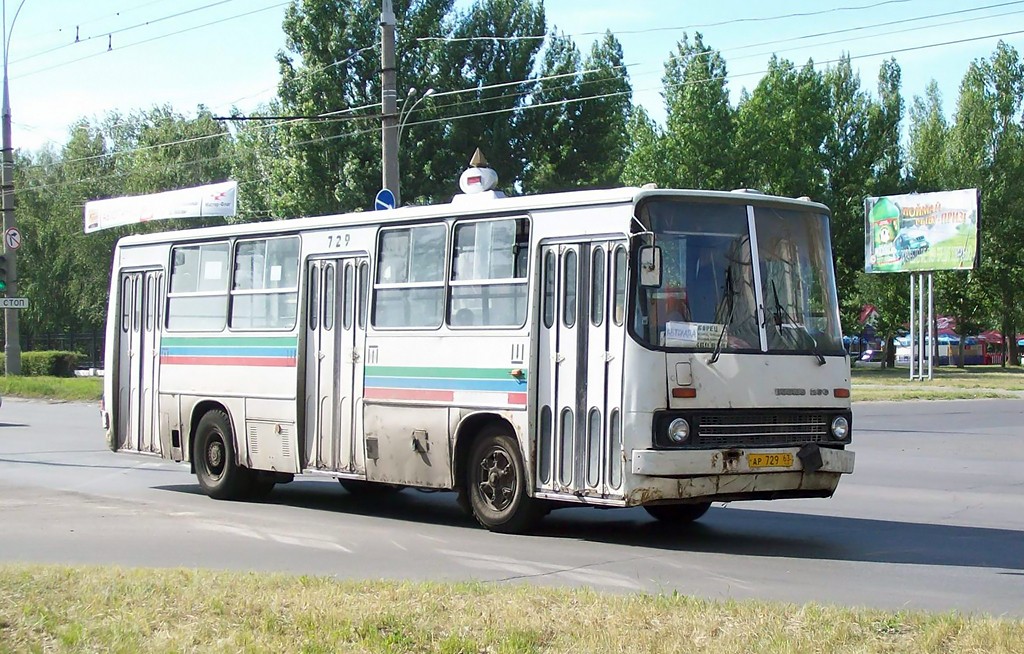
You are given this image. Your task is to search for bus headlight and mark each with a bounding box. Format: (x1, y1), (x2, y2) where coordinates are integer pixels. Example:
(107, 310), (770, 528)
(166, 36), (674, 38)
(830, 415), (850, 440)
(668, 418), (690, 444)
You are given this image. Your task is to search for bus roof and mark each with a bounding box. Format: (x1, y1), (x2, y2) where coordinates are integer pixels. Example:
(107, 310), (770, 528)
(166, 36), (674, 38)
(113, 186), (830, 248)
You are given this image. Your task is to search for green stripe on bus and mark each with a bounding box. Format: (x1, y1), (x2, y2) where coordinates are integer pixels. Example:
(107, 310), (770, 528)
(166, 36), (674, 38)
(365, 366), (527, 381)
(161, 336), (297, 346)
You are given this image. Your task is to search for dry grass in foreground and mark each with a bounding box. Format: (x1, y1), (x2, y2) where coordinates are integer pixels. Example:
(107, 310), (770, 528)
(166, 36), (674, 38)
(2, 565), (1022, 654)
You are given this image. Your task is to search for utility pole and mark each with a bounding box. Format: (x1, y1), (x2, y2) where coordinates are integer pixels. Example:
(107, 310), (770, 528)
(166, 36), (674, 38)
(380, 0), (400, 206)
(2, 0), (24, 376)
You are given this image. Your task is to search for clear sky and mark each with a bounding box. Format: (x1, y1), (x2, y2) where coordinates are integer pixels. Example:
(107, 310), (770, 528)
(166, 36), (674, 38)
(6, 0), (1021, 153)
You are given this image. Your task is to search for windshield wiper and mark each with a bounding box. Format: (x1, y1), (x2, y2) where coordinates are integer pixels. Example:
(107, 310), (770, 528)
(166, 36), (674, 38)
(708, 267), (735, 365)
(770, 281), (826, 366)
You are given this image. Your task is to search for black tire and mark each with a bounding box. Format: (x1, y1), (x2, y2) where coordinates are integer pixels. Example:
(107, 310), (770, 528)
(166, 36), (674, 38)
(338, 479), (403, 495)
(194, 410), (251, 500)
(644, 501), (712, 524)
(466, 426), (544, 533)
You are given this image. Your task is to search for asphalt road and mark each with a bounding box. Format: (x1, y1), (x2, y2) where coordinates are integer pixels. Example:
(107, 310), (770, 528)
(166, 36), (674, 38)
(1, 397), (1022, 617)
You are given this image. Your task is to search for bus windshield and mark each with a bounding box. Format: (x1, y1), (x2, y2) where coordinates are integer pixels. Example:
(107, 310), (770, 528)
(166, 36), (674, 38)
(633, 198), (844, 356)
(754, 205), (844, 356)
(633, 200), (760, 352)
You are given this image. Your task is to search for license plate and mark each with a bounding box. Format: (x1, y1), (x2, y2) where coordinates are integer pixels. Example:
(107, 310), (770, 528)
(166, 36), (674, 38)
(747, 452), (794, 469)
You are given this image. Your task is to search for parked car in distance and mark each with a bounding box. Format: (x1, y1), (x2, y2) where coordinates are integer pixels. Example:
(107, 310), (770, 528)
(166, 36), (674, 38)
(854, 348), (885, 366)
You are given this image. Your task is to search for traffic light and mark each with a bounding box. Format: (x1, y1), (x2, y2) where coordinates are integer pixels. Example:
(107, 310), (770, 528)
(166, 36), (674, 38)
(0, 255), (7, 294)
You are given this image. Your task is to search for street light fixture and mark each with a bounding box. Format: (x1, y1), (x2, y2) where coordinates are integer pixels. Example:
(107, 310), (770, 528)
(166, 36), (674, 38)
(2, 0), (26, 376)
(398, 87), (434, 145)
(390, 87), (434, 207)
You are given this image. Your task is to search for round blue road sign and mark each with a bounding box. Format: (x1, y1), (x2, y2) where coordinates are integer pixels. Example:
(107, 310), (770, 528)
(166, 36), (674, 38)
(375, 188), (396, 210)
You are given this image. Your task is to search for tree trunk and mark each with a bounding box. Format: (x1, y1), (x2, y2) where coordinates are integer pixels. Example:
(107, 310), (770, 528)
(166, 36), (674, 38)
(884, 335), (896, 369)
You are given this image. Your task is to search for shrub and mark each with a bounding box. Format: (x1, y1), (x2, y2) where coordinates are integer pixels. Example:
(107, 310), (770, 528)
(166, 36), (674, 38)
(0, 350), (82, 377)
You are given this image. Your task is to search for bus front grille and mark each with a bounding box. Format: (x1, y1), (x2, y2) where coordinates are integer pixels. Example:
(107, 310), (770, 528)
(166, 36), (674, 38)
(694, 412), (830, 448)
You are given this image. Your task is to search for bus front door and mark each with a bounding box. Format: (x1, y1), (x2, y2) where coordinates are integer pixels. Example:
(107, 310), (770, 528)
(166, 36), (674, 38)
(304, 257), (368, 474)
(117, 269), (163, 454)
(537, 241), (626, 500)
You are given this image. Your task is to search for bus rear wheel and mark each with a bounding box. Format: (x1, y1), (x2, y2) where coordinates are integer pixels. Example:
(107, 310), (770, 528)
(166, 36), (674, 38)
(466, 426), (544, 533)
(194, 410), (251, 500)
(643, 501), (712, 524)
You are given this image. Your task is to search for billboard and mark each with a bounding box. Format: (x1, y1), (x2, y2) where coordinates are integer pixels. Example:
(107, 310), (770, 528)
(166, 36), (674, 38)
(864, 188), (979, 273)
(84, 181), (237, 234)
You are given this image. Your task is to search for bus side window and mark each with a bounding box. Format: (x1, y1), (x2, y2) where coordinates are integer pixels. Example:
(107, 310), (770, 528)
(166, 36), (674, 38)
(229, 236), (300, 330)
(448, 217), (530, 328)
(373, 224), (446, 328)
(166, 242), (229, 332)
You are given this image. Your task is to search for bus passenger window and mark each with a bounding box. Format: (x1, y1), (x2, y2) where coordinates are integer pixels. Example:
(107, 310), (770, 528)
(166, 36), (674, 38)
(373, 224), (445, 328)
(448, 217), (529, 328)
(229, 236), (299, 330)
(166, 242), (229, 332)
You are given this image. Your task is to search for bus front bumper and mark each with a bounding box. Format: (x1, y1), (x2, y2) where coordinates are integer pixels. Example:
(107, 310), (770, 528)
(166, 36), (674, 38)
(625, 446), (854, 506)
(632, 445), (854, 477)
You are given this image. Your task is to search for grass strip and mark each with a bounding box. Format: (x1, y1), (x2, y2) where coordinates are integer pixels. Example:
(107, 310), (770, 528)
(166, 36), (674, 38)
(851, 365), (1024, 390)
(1, 565), (1022, 653)
(0, 375), (102, 401)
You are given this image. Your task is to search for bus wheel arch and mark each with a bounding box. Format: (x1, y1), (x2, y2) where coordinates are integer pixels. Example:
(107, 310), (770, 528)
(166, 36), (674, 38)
(190, 403), (251, 500)
(188, 400), (232, 472)
(452, 412), (519, 502)
(454, 414), (544, 533)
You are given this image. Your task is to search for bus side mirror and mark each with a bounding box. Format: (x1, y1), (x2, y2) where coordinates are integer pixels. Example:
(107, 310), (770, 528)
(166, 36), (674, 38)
(639, 245), (662, 288)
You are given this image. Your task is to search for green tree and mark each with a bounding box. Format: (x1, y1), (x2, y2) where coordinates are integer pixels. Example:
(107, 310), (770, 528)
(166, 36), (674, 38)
(907, 81), (950, 191)
(820, 55), (875, 330)
(661, 33), (737, 189)
(523, 30), (632, 193)
(735, 56), (829, 197)
(104, 104), (232, 196)
(621, 106), (666, 187)
(947, 42), (1024, 365)
(434, 0), (546, 195)
(907, 78), (989, 367)
(15, 122), (118, 337)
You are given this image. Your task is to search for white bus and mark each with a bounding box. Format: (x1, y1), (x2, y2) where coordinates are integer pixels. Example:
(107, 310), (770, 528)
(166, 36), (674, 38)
(102, 174), (854, 533)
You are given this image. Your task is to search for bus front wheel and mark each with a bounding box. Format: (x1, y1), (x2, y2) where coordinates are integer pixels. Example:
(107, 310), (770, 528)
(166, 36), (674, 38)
(465, 426), (544, 533)
(194, 410), (251, 500)
(643, 501), (712, 524)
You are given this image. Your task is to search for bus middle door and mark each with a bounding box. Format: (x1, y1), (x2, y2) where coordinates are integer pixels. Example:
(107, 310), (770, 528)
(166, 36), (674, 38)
(537, 240), (625, 500)
(304, 257), (368, 473)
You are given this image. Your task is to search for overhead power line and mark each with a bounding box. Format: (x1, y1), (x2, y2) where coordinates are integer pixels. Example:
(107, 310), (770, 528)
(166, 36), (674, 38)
(18, 2), (1023, 186)
(26, 24), (1024, 197)
(12, 0), (246, 66)
(417, 0), (919, 43)
(13, 1), (288, 80)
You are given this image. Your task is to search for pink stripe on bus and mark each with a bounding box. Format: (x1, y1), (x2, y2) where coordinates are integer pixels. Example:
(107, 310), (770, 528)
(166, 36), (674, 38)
(160, 356), (296, 367)
(364, 387), (455, 402)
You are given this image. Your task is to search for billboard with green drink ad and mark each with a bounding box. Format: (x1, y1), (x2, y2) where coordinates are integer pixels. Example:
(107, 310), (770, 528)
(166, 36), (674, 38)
(864, 189), (980, 273)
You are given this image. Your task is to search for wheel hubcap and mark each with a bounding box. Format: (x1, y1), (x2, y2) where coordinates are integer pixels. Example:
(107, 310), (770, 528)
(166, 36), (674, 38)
(478, 446), (515, 512)
(206, 437), (225, 478)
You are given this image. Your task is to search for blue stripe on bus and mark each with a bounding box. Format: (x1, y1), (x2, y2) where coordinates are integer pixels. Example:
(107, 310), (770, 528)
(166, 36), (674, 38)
(160, 346), (297, 357)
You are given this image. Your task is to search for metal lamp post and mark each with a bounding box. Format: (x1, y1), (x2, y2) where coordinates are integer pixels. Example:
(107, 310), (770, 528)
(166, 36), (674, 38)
(2, 0), (25, 376)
